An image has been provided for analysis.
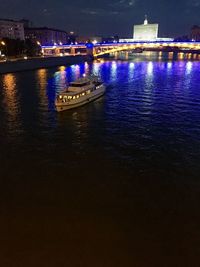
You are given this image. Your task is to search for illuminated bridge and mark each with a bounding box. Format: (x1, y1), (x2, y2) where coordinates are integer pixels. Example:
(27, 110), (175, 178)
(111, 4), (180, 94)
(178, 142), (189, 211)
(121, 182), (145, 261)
(42, 42), (200, 58)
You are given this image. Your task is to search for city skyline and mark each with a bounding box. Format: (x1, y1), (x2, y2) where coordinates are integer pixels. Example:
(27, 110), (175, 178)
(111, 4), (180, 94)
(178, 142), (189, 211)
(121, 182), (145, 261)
(0, 0), (199, 37)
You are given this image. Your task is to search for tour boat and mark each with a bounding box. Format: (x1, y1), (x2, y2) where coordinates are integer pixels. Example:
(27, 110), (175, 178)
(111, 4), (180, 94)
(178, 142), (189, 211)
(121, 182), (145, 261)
(55, 75), (106, 111)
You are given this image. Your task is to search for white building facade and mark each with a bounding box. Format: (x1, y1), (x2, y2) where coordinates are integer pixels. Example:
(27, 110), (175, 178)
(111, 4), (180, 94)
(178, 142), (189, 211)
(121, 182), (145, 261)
(0, 19), (25, 40)
(133, 17), (158, 41)
(119, 17), (173, 43)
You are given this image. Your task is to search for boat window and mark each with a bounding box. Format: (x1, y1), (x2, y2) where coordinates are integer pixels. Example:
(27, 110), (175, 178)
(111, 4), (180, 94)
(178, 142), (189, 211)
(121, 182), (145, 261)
(68, 96), (72, 100)
(73, 96), (76, 99)
(76, 95), (80, 99)
(86, 90), (91, 94)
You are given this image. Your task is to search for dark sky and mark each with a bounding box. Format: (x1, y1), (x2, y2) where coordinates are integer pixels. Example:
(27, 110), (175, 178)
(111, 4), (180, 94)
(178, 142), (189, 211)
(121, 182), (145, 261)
(0, 0), (199, 37)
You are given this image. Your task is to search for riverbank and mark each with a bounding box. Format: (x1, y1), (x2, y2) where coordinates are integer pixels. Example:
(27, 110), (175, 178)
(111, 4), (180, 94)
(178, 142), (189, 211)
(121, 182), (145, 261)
(0, 55), (92, 74)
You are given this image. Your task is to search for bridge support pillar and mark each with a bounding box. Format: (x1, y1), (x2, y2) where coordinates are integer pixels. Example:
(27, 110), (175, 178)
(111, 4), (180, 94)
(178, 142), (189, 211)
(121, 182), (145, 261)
(70, 47), (76, 55)
(86, 43), (95, 59)
(55, 48), (60, 55)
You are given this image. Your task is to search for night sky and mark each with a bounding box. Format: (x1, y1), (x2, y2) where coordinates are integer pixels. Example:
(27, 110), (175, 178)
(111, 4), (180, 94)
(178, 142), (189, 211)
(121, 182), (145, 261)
(0, 0), (199, 37)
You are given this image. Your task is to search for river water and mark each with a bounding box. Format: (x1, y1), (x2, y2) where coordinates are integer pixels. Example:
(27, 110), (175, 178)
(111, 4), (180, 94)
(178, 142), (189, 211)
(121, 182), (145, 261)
(0, 52), (200, 266)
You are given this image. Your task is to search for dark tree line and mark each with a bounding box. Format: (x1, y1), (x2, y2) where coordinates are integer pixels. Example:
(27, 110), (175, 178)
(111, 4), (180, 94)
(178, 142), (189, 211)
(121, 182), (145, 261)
(0, 38), (41, 57)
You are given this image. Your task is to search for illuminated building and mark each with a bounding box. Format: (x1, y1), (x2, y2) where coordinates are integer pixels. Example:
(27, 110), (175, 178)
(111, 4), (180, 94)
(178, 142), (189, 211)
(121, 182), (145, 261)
(25, 27), (68, 46)
(0, 19), (25, 40)
(133, 16), (158, 41)
(119, 16), (173, 43)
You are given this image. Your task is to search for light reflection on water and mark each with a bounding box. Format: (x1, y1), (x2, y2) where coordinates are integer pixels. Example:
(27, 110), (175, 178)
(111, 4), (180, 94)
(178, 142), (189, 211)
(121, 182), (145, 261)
(1, 73), (22, 138)
(0, 52), (200, 266)
(3, 74), (18, 116)
(37, 69), (48, 107)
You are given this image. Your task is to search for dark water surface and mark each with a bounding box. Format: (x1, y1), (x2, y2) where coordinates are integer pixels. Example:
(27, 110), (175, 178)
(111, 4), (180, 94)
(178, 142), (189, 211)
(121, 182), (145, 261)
(0, 52), (200, 266)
